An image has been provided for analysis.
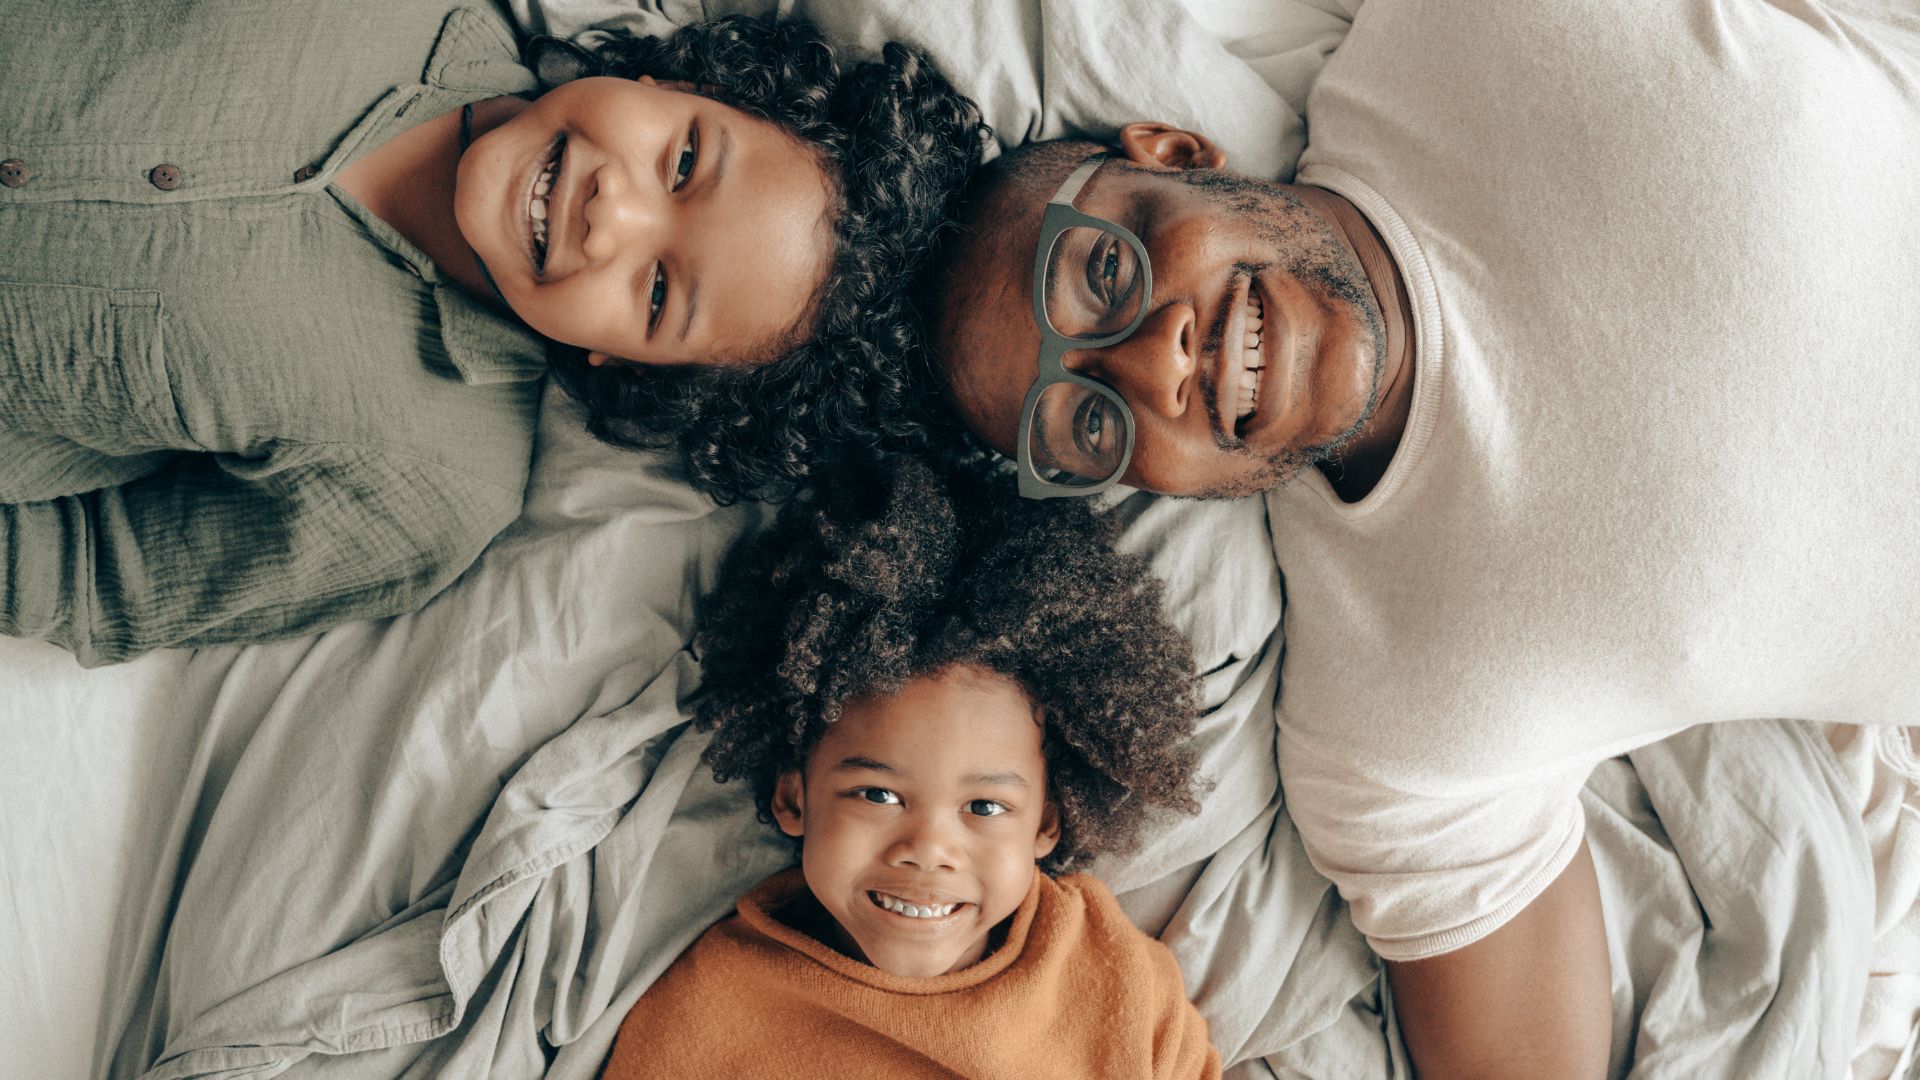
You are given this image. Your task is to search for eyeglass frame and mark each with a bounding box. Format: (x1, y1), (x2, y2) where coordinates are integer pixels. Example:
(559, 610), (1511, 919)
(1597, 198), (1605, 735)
(1015, 153), (1155, 500)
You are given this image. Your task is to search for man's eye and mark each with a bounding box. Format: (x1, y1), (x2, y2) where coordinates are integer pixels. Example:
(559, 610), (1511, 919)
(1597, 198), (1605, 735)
(859, 788), (901, 805)
(967, 799), (1008, 817)
(1085, 234), (1131, 309)
(673, 127), (698, 190)
(648, 264), (668, 327)
(1075, 395), (1111, 455)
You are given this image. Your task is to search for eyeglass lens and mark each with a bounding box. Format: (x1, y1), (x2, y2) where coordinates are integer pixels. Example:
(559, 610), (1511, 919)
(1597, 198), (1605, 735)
(1029, 225), (1145, 484)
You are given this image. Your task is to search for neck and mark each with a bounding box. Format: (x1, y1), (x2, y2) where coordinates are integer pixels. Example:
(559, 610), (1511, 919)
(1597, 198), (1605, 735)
(1295, 185), (1416, 503)
(336, 95), (527, 306)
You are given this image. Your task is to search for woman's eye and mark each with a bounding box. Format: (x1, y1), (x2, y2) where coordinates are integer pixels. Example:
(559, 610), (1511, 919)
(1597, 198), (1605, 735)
(859, 788), (901, 806)
(967, 799), (1008, 817)
(672, 128), (698, 190)
(648, 265), (668, 327)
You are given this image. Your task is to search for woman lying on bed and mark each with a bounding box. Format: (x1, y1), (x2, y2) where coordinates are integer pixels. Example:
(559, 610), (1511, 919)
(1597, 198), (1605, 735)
(0, 0), (983, 667)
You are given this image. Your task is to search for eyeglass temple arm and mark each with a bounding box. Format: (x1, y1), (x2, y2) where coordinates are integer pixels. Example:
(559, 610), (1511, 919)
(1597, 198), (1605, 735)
(1049, 154), (1109, 207)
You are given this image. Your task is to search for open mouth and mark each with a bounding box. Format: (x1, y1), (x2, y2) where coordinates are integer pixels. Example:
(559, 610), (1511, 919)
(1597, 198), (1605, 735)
(1234, 287), (1268, 435)
(527, 135), (565, 276)
(868, 890), (964, 920)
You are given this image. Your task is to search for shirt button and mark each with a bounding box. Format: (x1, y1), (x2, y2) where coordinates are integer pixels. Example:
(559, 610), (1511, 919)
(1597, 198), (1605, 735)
(0, 160), (30, 188)
(148, 163), (183, 191)
(293, 164), (320, 183)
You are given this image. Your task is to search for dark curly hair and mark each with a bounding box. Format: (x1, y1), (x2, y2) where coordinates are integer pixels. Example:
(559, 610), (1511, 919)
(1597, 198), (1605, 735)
(693, 456), (1204, 875)
(535, 15), (988, 503)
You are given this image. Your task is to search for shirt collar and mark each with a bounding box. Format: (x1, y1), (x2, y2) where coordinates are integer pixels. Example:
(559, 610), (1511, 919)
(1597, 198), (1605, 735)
(325, 7), (549, 386)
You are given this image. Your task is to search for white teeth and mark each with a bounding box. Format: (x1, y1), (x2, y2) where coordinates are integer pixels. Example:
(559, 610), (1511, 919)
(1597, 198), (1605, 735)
(1237, 363), (1264, 420)
(1237, 288), (1266, 421)
(873, 892), (958, 919)
(529, 155), (560, 259)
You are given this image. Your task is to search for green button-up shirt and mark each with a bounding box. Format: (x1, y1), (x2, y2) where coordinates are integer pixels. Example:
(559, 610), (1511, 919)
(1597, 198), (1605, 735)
(0, 0), (549, 666)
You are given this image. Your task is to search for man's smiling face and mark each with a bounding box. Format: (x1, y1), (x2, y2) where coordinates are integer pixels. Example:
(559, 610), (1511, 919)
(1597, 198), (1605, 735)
(934, 129), (1389, 499)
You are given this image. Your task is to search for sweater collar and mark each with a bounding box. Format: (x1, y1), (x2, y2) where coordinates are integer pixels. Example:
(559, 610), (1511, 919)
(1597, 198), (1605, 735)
(738, 868), (1048, 996)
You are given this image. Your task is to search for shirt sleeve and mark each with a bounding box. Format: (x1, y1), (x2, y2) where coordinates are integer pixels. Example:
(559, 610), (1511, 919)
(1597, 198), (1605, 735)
(1277, 725), (1590, 961)
(0, 443), (522, 666)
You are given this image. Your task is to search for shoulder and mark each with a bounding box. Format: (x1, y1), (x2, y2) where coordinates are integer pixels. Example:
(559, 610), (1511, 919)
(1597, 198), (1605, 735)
(602, 914), (765, 1078)
(1041, 875), (1222, 1078)
(1042, 874), (1188, 986)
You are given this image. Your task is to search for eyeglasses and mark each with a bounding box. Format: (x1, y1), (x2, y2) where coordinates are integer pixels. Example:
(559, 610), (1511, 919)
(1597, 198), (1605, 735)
(1015, 154), (1154, 499)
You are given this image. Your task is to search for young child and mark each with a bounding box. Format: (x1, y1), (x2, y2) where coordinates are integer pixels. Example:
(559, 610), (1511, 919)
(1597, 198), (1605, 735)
(600, 458), (1222, 1079)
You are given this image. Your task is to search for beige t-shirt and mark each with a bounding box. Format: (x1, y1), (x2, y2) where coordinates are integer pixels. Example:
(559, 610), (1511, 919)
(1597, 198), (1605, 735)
(1269, 0), (1920, 959)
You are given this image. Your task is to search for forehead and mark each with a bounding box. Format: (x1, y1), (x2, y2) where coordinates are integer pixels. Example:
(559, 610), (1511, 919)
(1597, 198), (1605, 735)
(693, 114), (837, 357)
(819, 667), (1043, 771)
(940, 215), (1039, 455)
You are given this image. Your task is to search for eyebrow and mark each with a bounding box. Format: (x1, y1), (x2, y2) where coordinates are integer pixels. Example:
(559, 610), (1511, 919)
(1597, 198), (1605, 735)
(826, 756), (1031, 791)
(1041, 235), (1063, 313)
(963, 771), (1031, 790)
(680, 123), (732, 343)
(1029, 392), (1055, 462)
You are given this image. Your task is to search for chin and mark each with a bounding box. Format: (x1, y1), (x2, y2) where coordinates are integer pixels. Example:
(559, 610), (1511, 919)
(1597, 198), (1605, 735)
(872, 953), (961, 979)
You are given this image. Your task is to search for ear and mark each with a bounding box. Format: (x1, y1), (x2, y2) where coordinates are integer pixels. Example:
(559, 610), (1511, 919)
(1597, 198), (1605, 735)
(771, 770), (808, 839)
(1032, 801), (1061, 860)
(585, 350), (615, 368)
(1116, 122), (1228, 172)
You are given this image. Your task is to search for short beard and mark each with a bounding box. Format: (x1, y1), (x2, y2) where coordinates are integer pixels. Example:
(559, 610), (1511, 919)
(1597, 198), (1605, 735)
(1151, 166), (1388, 498)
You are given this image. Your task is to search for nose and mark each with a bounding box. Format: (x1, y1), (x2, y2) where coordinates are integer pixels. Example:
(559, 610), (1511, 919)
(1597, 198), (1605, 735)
(886, 809), (963, 873)
(1070, 302), (1197, 420)
(579, 161), (667, 264)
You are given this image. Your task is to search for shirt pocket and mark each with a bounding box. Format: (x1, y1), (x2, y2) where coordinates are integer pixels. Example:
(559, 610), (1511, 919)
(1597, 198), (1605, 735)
(0, 282), (187, 450)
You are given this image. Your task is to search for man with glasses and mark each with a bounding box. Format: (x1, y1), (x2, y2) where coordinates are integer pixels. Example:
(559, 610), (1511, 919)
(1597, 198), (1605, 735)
(952, 130), (1412, 504)
(921, 3), (1919, 1078)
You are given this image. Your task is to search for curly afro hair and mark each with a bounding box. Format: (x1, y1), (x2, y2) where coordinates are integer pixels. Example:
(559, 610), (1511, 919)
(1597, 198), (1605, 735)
(693, 456), (1204, 875)
(536, 15), (989, 503)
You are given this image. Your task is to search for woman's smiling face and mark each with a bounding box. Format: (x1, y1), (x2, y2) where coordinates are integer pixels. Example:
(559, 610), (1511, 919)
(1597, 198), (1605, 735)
(454, 76), (837, 367)
(771, 665), (1060, 979)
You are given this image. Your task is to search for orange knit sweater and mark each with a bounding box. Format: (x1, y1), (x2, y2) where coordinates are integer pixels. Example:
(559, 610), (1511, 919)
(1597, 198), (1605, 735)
(601, 868), (1222, 1080)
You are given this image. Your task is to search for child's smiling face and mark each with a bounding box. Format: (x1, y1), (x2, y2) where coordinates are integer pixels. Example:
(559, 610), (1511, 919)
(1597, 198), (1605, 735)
(771, 664), (1060, 978)
(455, 76), (835, 368)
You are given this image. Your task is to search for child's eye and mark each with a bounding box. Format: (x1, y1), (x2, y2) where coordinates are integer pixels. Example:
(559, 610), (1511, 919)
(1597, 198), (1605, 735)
(966, 799), (1008, 817)
(857, 788), (901, 806)
(672, 124), (698, 190)
(647, 263), (668, 328)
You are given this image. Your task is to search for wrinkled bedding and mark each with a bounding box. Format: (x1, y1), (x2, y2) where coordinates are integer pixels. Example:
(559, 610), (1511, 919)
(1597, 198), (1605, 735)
(0, 1), (1899, 1077)
(1, 390), (1881, 1079)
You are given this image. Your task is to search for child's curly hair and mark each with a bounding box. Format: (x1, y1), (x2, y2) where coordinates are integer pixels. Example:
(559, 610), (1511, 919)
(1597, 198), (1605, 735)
(538, 15), (989, 504)
(694, 456), (1204, 875)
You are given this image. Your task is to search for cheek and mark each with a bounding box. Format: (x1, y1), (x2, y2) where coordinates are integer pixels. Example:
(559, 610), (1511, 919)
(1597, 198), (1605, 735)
(511, 280), (629, 352)
(797, 811), (870, 882)
(980, 846), (1038, 914)
(1123, 420), (1218, 494)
